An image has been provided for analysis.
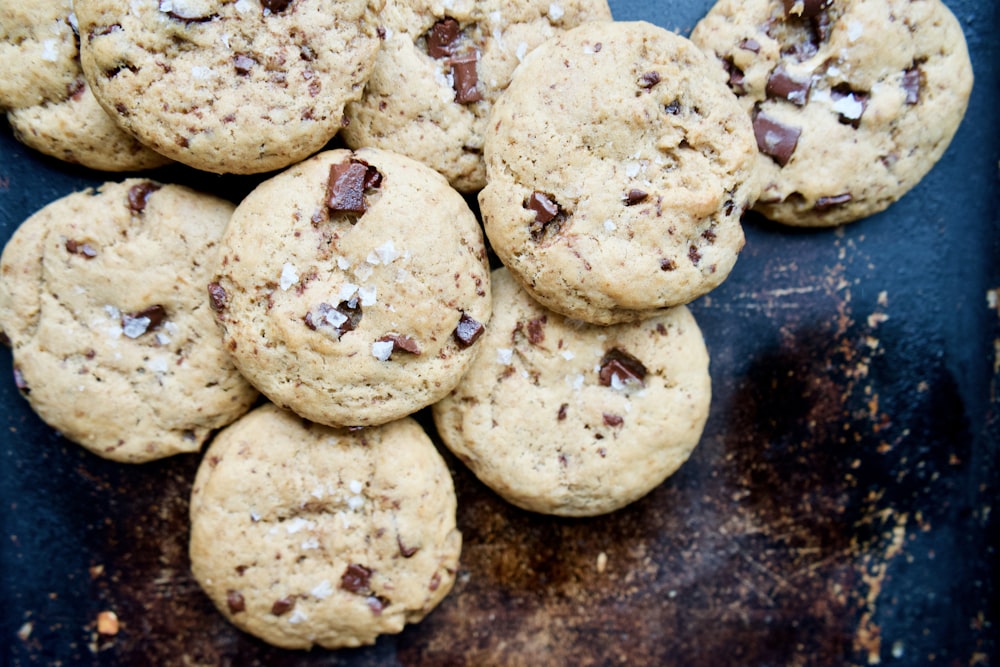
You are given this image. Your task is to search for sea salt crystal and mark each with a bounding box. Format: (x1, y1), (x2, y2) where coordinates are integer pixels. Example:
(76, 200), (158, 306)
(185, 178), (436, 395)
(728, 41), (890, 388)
(572, 374), (585, 391)
(347, 495), (365, 511)
(349, 480), (363, 494)
(847, 21), (864, 42)
(155, 332), (171, 345)
(191, 66), (212, 80)
(250, 511), (261, 522)
(497, 348), (513, 365)
(610, 374), (626, 391)
(336, 256), (351, 270)
(41, 39), (59, 62)
(279, 262), (299, 291)
(548, 3), (564, 20)
(234, 0), (253, 12)
(338, 283), (359, 301)
(311, 580), (333, 599)
(354, 263), (373, 282)
(358, 285), (377, 306)
(288, 609), (308, 624)
(832, 94), (864, 120)
(147, 356), (169, 373)
(515, 42), (528, 62)
(561, 350), (575, 361)
(375, 240), (399, 264)
(372, 340), (394, 361)
(301, 537), (320, 550)
(604, 219), (617, 232)
(122, 316), (151, 339)
(284, 517), (313, 534)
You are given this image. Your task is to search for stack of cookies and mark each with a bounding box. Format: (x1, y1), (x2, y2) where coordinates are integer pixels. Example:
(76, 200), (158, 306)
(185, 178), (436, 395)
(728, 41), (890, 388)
(0, 0), (972, 653)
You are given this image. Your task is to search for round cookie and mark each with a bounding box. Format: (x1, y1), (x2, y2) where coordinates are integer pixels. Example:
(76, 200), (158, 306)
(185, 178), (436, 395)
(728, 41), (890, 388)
(0, 179), (259, 463)
(0, 0), (170, 171)
(341, 0), (612, 192)
(211, 147), (492, 428)
(479, 20), (758, 325)
(189, 403), (462, 650)
(690, 0), (974, 227)
(74, 0), (384, 174)
(432, 268), (712, 517)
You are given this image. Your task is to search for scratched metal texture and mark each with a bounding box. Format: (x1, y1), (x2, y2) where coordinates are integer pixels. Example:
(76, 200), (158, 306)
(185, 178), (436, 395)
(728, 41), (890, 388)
(1, 0), (997, 665)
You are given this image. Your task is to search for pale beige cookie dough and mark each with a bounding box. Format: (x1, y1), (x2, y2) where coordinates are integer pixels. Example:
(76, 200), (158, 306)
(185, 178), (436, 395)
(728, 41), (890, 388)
(0, 179), (259, 463)
(74, 0), (383, 174)
(341, 0), (612, 192)
(690, 0), (973, 226)
(480, 20), (758, 325)
(0, 0), (170, 171)
(189, 403), (461, 650)
(211, 147), (492, 428)
(432, 268), (712, 517)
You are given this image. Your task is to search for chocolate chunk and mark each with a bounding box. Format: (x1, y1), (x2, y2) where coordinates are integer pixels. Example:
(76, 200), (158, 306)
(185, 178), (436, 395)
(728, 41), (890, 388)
(603, 413), (624, 427)
(226, 590), (245, 614)
(233, 54), (256, 75)
(739, 38), (761, 53)
(664, 100), (681, 115)
(427, 18), (460, 58)
(13, 367), (29, 394)
(127, 181), (160, 213)
(722, 58), (746, 95)
(526, 316), (546, 345)
(65, 239), (98, 258)
(376, 334), (421, 355)
(782, 0), (832, 18)
(659, 258), (676, 271)
(207, 282), (228, 312)
(830, 83), (868, 128)
(398, 537), (419, 558)
(638, 71), (661, 90)
(688, 245), (702, 265)
(326, 160), (381, 214)
(453, 313), (485, 348)
(125, 305), (167, 331)
(262, 0), (293, 13)
(902, 66), (922, 105)
(340, 563), (373, 595)
(526, 191), (559, 224)
(558, 403), (568, 421)
(68, 78), (87, 101)
(304, 300), (362, 340)
(753, 112), (801, 167)
(270, 596), (295, 616)
(625, 189), (648, 206)
(598, 348), (646, 387)
(814, 193), (852, 211)
(367, 595), (389, 615)
(766, 65), (810, 105)
(158, 0), (215, 21)
(451, 53), (481, 104)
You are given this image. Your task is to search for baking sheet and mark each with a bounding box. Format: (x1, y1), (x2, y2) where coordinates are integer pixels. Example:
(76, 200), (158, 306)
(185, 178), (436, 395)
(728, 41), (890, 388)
(2, 0), (998, 664)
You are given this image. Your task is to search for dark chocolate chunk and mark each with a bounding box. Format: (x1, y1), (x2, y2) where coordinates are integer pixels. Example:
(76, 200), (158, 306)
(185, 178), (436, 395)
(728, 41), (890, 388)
(638, 71), (661, 90)
(526, 191), (559, 224)
(664, 100), (681, 115)
(65, 239), (98, 258)
(376, 334), (421, 355)
(158, 0), (215, 21)
(722, 58), (746, 95)
(270, 596), (295, 616)
(340, 563), (373, 595)
(598, 348), (647, 387)
(398, 537), (419, 558)
(451, 53), (482, 104)
(753, 111), (801, 166)
(688, 245), (702, 265)
(782, 0), (832, 18)
(226, 590), (246, 614)
(427, 18), (460, 58)
(127, 181), (160, 213)
(233, 54), (256, 75)
(125, 305), (167, 331)
(526, 316), (546, 345)
(901, 66), (922, 105)
(557, 403), (568, 421)
(13, 367), (29, 394)
(262, 0), (293, 13)
(625, 189), (648, 206)
(68, 78), (87, 101)
(207, 282), (228, 312)
(304, 300), (362, 340)
(739, 38), (761, 53)
(367, 595), (390, 615)
(659, 258), (677, 271)
(326, 160), (381, 214)
(453, 312), (485, 348)
(766, 65), (810, 105)
(813, 193), (853, 211)
(830, 83), (868, 128)
(603, 413), (624, 427)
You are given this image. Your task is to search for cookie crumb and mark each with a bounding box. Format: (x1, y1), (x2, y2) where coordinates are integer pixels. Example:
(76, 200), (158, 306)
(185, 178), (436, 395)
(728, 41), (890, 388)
(96, 610), (119, 635)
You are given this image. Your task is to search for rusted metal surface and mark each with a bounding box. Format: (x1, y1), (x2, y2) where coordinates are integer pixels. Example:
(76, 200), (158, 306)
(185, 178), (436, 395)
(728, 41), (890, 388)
(1, 1), (997, 665)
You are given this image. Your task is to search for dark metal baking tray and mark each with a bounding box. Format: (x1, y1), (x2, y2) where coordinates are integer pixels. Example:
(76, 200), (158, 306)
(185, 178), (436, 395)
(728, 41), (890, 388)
(2, 1), (997, 664)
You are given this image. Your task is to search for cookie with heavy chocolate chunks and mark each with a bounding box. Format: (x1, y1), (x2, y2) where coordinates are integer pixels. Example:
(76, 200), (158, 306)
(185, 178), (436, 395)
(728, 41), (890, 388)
(74, 0), (383, 174)
(341, 0), (611, 192)
(0, 179), (258, 462)
(432, 268), (712, 517)
(480, 20), (758, 325)
(0, 0), (170, 170)
(212, 147), (492, 428)
(189, 403), (461, 649)
(691, 0), (973, 226)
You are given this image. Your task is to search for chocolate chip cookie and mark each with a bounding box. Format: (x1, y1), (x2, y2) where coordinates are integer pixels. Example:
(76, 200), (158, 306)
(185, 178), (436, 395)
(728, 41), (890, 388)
(432, 268), (712, 517)
(0, 179), (258, 462)
(479, 20), (758, 325)
(0, 0), (170, 170)
(74, 0), (383, 174)
(691, 0), (974, 226)
(212, 147), (492, 428)
(189, 403), (461, 649)
(341, 0), (612, 192)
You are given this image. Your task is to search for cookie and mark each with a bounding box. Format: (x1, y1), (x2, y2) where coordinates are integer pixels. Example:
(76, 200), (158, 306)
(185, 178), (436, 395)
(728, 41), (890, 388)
(211, 147), (492, 428)
(0, 0), (170, 171)
(74, 0), (384, 174)
(690, 0), (973, 227)
(341, 0), (612, 192)
(0, 179), (259, 463)
(432, 268), (711, 517)
(479, 20), (758, 325)
(189, 403), (461, 650)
